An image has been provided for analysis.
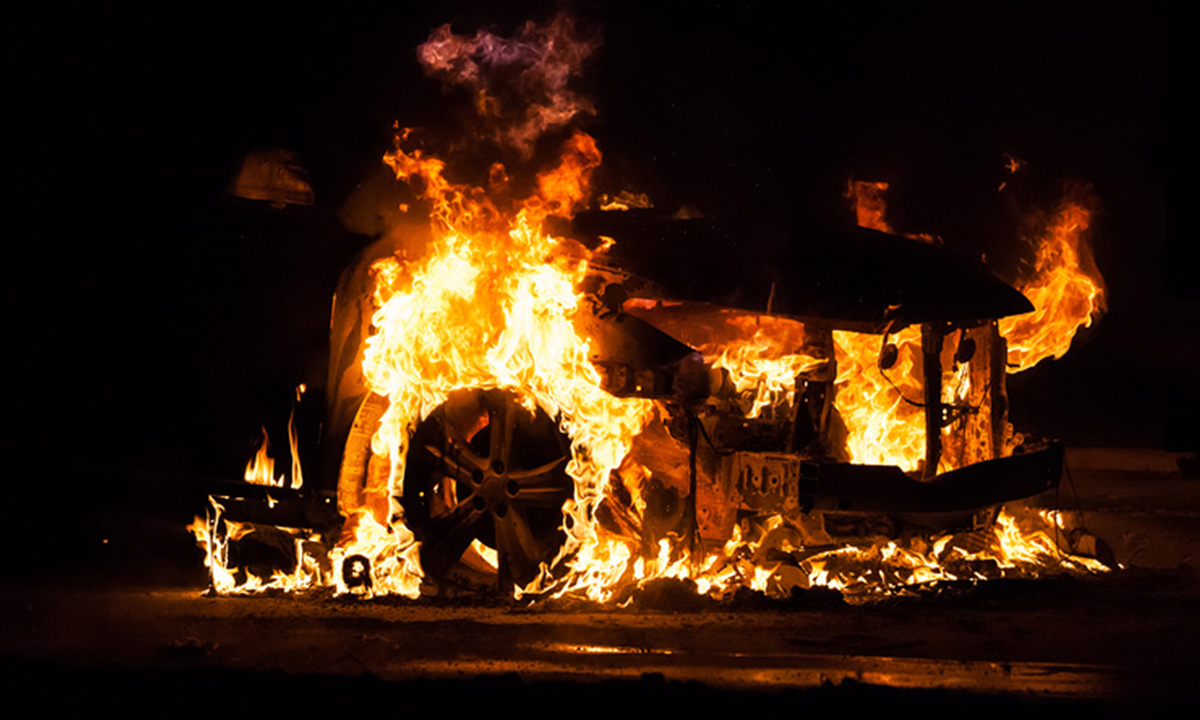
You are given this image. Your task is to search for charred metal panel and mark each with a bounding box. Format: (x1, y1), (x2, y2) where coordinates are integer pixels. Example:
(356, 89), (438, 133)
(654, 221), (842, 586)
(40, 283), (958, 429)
(577, 309), (695, 368)
(210, 491), (340, 533)
(228, 148), (315, 207)
(334, 392), (390, 521)
(721, 451), (819, 515)
(922, 322), (945, 478)
(578, 307), (696, 398)
(594, 362), (676, 397)
(811, 440), (1062, 514)
(568, 210), (1033, 330)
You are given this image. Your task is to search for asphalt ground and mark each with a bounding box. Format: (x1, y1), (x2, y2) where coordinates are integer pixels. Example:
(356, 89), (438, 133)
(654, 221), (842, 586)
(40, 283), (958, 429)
(2, 571), (1196, 711)
(1, 448), (1196, 711)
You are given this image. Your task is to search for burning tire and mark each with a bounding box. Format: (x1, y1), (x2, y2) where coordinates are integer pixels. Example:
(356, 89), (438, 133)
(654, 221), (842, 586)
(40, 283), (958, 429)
(402, 388), (573, 590)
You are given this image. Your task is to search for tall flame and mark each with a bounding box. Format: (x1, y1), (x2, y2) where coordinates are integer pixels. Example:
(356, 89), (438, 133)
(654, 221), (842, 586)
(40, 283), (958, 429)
(288, 384), (305, 490)
(243, 383), (306, 490)
(336, 17), (656, 597)
(999, 185), (1106, 372)
(354, 129), (654, 595)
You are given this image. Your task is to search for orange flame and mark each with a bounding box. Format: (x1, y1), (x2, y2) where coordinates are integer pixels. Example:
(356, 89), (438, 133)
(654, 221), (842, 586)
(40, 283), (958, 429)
(188, 501), (324, 595)
(244, 427), (285, 488)
(833, 327), (926, 472)
(243, 384), (306, 490)
(846, 180), (892, 233)
(697, 316), (827, 419)
(846, 179), (938, 243)
(359, 125), (655, 597)
(288, 384), (305, 490)
(999, 185), (1106, 372)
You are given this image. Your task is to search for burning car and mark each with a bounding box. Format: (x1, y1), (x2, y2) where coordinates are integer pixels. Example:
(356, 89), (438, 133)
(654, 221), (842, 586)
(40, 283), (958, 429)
(193, 17), (1108, 603)
(199, 193), (1094, 601)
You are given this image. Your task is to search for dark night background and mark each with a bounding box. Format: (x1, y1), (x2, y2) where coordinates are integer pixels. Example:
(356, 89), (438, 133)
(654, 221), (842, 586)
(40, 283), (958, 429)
(6, 2), (1184, 579)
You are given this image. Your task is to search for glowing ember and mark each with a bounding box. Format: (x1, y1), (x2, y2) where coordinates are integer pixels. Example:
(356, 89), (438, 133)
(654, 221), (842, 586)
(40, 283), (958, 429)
(598, 191), (653, 212)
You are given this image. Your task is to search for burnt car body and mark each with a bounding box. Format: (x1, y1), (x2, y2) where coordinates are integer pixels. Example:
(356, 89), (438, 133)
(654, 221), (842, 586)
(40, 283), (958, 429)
(209, 210), (1061, 592)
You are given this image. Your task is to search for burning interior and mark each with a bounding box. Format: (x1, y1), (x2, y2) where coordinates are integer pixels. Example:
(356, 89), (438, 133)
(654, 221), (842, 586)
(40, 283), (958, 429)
(192, 15), (1111, 604)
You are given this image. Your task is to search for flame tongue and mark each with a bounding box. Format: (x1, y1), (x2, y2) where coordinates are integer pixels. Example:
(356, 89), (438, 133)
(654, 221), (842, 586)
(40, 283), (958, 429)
(358, 68), (654, 594)
(999, 184), (1106, 372)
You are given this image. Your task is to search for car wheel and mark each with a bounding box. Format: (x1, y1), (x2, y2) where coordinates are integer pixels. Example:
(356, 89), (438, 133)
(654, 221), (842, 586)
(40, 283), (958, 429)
(403, 388), (573, 591)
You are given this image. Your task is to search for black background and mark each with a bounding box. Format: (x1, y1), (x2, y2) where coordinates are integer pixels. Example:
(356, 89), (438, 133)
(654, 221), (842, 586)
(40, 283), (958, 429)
(6, 2), (1184, 577)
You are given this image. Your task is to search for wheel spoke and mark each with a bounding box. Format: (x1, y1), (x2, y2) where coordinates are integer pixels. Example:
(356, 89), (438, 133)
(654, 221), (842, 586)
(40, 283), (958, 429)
(510, 485), (570, 509)
(424, 497), (487, 572)
(422, 443), (485, 479)
(494, 504), (548, 584)
(488, 397), (518, 468)
(506, 456), (567, 481)
(506, 455), (569, 508)
(405, 389), (571, 587)
(436, 421), (489, 471)
(442, 412), (473, 446)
